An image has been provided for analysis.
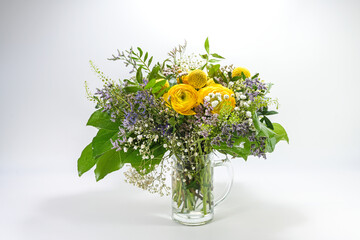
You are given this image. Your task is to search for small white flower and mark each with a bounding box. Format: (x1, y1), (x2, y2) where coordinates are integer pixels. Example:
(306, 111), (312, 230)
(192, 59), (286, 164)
(239, 142), (245, 148)
(190, 147), (194, 151)
(184, 149), (188, 152)
(141, 144), (145, 149)
(163, 144), (168, 148)
(134, 146), (138, 150)
(234, 107), (240, 111)
(209, 93), (215, 98)
(240, 95), (247, 100)
(128, 137), (133, 143)
(243, 102), (249, 108)
(246, 111), (252, 118)
(217, 96), (222, 102)
(228, 82), (234, 87)
(194, 152), (198, 156)
(211, 100), (219, 108)
(144, 124), (148, 128)
(154, 135), (159, 142)
(137, 135), (143, 140)
(204, 96), (211, 102)
(248, 119), (253, 125)
(150, 155), (154, 159)
(123, 147), (128, 152)
(235, 92), (241, 99)
(215, 92), (221, 97)
(177, 142), (182, 146)
(224, 94), (229, 100)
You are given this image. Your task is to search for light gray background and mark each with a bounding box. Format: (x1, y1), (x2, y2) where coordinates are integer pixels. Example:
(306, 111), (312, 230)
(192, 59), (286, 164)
(1, 0), (359, 239)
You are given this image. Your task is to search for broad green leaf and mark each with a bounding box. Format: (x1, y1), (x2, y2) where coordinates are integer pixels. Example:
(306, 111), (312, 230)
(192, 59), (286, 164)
(144, 78), (156, 90)
(148, 65), (161, 80)
(213, 137), (251, 160)
(94, 149), (123, 181)
(252, 112), (276, 138)
(92, 129), (118, 158)
(152, 85), (162, 93)
(272, 123), (289, 143)
(204, 37), (210, 54)
(153, 79), (166, 88)
(265, 137), (277, 153)
(87, 109), (120, 130)
(211, 53), (225, 59)
(262, 116), (274, 130)
(78, 143), (97, 176)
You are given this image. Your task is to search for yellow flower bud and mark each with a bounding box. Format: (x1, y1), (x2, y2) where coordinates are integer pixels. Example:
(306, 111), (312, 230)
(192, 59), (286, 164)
(187, 69), (207, 89)
(232, 67), (251, 78)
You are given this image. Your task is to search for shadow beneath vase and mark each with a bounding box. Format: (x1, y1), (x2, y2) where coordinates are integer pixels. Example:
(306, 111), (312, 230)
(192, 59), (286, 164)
(21, 182), (306, 240)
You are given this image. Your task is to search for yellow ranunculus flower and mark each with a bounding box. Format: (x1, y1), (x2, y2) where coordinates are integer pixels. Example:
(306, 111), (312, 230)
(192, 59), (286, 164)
(165, 84), (199, 115)
(232, 67), (251, 78)
(187, 69), (207, 89)
(198, 84), (235, 114)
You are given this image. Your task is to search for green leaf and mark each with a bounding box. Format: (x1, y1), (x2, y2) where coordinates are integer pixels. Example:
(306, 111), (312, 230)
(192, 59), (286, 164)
(144, 52), (148, 62)
(153, 79), (166, 88)
(137, 47), (143, 57)
(213, 137), (251, 160)
(272, 123), (289, 143)
(251, 73), (259, 79)
(252, 112), (276, 138)
(78, 143), (97, 176)
(208, 64), (220, 77)
(92, 129), (118, 158)
(156, 87), (170, 98)
(265, 137), (277, 153)
(148, 65), (161, 80)
(148, 56), (153, 66)
(123, 86), (141, 93)
(211, 53), (225, 59)
(204, 37), (210, 54)
(231, 76), (242, 82)
(200, 54), (208, 60)
(241, 72), (247, 79)
(262, 116), (274, 130)
(209, 59), (220, 63)
(152, 85), (162, 93)
(144, 78), (156, 90)
(136, 67), (143, 83)
(169, 117), (176, 127)
(87, 109), (120, 130)
(94, 149), (124, 181)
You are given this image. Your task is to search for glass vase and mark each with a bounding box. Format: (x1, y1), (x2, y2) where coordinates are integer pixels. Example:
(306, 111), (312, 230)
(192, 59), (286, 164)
(171, 151), (233, 225)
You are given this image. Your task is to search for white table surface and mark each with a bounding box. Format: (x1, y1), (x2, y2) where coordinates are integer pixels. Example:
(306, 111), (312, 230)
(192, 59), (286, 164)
(1, 160), (359, 240)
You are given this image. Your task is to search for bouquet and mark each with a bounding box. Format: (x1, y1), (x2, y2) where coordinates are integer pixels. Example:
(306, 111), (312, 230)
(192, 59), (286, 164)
(78, 38), (288, 225)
